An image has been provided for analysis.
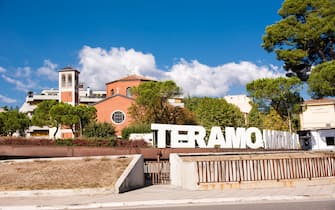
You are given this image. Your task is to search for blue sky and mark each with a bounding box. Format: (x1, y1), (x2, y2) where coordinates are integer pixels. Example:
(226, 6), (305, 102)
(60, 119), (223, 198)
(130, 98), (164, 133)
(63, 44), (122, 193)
(0, 0), (286, 108)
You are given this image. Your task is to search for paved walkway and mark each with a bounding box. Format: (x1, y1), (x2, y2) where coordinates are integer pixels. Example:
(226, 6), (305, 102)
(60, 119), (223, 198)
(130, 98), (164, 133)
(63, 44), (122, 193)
(1, 182), (335, 210)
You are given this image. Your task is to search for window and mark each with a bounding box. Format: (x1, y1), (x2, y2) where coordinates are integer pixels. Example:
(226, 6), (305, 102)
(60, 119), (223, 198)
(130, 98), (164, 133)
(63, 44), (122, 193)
(111, 111), (125, 124)
(126, 87), (132, 97)
(67, 74), (72, 87)
(326, 137), (335, 146)
(111, 89), (115, 96)
(61, 75), (66, 87)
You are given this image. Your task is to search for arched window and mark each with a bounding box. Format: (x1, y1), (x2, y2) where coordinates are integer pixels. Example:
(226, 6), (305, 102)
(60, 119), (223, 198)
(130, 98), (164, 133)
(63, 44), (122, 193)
(126, 87), (132, 97)
(111, 89), (115, 96)
(111, 110), (125, 124)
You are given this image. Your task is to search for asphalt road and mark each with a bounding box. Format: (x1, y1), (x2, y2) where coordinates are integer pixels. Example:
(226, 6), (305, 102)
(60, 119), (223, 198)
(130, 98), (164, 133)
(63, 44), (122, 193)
(79, 199), (335, 210)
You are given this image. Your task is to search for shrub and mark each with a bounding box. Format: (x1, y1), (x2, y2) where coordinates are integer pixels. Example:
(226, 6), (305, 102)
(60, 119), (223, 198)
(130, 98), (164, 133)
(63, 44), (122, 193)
(115, 139), (148, 147)
(55, 138), (74, 146)
(121, 123), (151, 139)
(0, 137), (52, 145)
(87, 138), (116, 147)
(83, 122), (115, 138)
(0, 137), (149, 147)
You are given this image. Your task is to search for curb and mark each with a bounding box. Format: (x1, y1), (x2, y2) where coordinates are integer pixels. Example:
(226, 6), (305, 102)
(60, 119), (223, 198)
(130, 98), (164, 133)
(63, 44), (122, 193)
(0, 187), (115, 198)
(1, 194), (334, 210)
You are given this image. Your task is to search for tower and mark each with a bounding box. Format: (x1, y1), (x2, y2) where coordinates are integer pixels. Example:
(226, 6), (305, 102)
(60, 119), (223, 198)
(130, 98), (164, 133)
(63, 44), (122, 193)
(57, 67), (80, 139)
(58, 67), (80, 106)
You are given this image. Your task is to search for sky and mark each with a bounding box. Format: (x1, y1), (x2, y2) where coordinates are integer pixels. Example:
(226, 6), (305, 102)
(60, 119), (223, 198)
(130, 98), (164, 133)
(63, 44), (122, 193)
(0, 0), (287, 108)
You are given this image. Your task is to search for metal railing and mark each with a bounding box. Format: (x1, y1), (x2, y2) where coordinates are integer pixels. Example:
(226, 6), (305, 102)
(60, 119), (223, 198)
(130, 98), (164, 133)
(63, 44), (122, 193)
(196, 153), (335, 184)
(144, 161), (170, 184)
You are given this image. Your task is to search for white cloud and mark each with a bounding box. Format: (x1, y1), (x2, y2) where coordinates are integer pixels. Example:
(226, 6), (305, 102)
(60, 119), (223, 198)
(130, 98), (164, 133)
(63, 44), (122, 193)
(166, 60), (282, 97)
(0, 66), (6, 73)
(37, 60), (58, 81)
(15, 66), (31, 78)
(77, 46), (283, 96)
(1, 75), (36, 92)
(0, 94), (16, 103)
(79, 46), (163, 89)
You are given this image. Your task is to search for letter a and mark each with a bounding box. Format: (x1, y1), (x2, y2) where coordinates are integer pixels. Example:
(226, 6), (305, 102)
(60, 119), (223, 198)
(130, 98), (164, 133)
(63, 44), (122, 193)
(208, 127), (229, 148)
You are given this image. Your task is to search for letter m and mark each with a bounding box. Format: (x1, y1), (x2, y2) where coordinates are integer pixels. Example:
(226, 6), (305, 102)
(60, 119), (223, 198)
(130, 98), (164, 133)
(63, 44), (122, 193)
(225, 127), (246, 149)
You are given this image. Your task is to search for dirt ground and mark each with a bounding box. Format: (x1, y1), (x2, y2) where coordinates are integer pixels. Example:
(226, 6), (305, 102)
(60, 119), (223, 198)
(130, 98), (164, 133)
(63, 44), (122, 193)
(0, 157), (132, 191)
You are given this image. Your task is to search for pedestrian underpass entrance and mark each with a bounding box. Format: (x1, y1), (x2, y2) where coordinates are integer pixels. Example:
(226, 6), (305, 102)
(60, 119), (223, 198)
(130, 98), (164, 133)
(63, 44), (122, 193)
(144, 161), (170, 185)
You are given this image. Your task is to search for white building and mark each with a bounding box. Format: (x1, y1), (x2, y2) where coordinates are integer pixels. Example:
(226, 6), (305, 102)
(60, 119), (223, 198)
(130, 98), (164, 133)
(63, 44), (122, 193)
(300, 98), (335, 150)
(224, 95), (252, 123)
(20, 86), (106, 117)
(20, 68), (106, 138)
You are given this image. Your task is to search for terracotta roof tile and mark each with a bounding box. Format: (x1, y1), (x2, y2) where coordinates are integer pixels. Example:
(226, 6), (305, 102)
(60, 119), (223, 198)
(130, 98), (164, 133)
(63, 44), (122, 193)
(106, 74), (154, 85)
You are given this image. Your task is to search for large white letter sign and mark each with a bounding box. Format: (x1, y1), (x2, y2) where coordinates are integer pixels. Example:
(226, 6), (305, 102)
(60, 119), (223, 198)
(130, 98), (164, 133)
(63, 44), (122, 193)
(151, 124), (172, 148)
(245, 127), (263, 149)
(190, 125), (207, 148)
(151, 123), (299, 149)
(170, 125), (206, 148)
(225, 127), (246, 149)
(207, 127), (227, 148)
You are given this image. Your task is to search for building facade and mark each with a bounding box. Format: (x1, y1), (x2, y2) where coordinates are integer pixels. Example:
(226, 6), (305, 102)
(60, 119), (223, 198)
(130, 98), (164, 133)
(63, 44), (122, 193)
(94, 75), (153, 137)
(224, 95), (252, 124)
(20, 67), (106, 138)
(300, 98), (335, 150)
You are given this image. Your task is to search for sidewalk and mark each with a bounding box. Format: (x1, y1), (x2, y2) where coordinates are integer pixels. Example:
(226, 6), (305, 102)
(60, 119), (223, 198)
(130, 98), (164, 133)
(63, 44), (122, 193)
(1, 182), (335, 210)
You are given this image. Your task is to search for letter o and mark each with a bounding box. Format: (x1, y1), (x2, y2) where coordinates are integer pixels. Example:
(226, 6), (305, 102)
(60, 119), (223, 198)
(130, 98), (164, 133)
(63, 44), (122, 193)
(246, 127), (263, 149)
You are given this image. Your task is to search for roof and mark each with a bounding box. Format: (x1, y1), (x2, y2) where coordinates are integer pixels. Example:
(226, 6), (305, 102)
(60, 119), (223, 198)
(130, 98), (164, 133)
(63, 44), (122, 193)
(92, 94), (135, 106)
(303, 98), (335, 105)
(59, 66), (80, 73)
(106, 74), (154, 85)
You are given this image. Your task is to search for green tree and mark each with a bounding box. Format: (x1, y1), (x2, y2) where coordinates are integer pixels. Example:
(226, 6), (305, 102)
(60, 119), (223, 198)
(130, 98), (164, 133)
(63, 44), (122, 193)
(75, 105), (97, 136)
(247, 103), (265, 129)
(31, 100), (58, 127)
(129, 80), (196, 124)
(121, 123), (151, 139)
(0, 113), (4, 135)
(262, 0), (335, 80)
(184, 96), (200, 113)
(185, 97), (245, 131)
(0, 109), (30, 136)
(263, 109), (289, 131)
(246, 77), (303, 131)
(168, 106), (197, 125)
(83, 122), (115, 138)
(50, 103), (79, 138)
(308, 60), (335, 98)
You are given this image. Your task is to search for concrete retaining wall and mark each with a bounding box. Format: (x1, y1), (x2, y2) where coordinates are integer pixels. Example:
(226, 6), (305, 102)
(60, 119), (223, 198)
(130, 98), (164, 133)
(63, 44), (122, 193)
(170, 154), (197, 190)
(1, 155), (144, 194)
(115, 154), (144, 193)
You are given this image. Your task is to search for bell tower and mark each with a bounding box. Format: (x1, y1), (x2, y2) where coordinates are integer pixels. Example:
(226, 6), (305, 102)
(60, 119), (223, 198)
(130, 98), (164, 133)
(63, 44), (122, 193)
(56, 67), (80, 139)
(58, 67), (80, 106)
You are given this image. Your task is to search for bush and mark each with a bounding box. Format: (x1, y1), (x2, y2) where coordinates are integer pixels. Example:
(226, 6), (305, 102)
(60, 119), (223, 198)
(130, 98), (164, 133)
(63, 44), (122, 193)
(121, 123), (151, 139)
(0, 137), (53, 145)
(74, 138), (116, 147)
(55, 138), (74, 146)
(83, 122), (116, 138)
(0, 137), (149, 148)
(115, 139), (148, 147)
